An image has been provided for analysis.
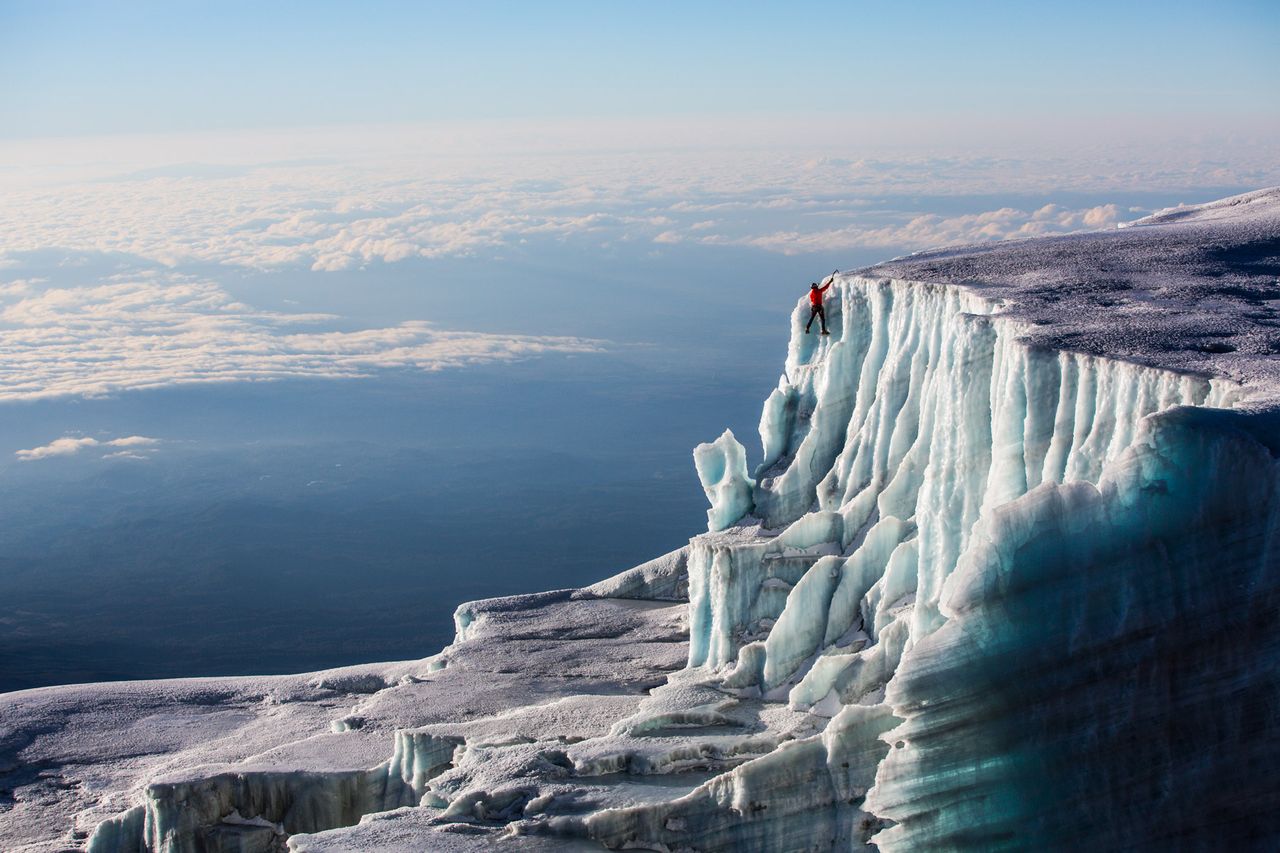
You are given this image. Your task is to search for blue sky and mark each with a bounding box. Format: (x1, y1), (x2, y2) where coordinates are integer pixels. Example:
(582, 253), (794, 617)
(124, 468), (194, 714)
(2, 0), (1277, 137)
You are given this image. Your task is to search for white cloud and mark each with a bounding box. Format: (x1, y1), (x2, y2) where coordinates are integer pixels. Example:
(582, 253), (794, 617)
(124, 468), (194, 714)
(1082, 204), (1120, 228)
(15, 437), (100, 460)
(0, 272), (602, 402)
(0, 123), (1275, 273)
(105, 435), (160, 448)
(16, 435), (160, 461)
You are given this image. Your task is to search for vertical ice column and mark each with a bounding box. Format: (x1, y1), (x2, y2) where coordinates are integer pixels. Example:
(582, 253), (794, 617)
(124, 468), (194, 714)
(694, 429), (756, 532)
(388, 730), (463, 800)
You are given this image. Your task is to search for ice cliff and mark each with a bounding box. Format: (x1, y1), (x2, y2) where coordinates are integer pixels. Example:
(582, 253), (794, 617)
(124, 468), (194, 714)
(679, 277), (1275, 850)
(3, 188), (1280, 852)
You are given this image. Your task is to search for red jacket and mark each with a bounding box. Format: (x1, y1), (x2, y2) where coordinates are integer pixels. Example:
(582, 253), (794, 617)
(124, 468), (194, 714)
(809, 282), (831, 306)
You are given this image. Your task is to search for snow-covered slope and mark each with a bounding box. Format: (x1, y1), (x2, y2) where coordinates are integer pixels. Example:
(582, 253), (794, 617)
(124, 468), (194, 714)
(3, 188), (1279, 851)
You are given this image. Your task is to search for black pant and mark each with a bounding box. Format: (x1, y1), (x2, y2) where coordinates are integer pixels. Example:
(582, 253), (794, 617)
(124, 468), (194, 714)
(806, 305), (827, 333)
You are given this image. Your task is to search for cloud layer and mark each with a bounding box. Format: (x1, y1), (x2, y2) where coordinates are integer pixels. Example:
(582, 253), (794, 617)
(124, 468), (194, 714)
(0, 274), (601, 401)
(0, 121), (1273, 402)
(16, 435), (159, 461)
(2, 123), (1276, 273)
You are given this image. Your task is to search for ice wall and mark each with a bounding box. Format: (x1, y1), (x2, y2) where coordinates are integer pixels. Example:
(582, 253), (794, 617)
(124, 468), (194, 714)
(688, 277), (1235, 676)
(676, 275), (1276, 849)
(85, 762), (421, 853)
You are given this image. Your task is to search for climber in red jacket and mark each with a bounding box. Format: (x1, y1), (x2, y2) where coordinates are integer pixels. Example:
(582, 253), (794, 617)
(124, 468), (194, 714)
(806, 271), (838, 335)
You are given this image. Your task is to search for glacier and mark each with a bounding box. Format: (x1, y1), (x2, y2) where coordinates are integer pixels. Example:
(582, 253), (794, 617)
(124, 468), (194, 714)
(2, 187), (1280, 851)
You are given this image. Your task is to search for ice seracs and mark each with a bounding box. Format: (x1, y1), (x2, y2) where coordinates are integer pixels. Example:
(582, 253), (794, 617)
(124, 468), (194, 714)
(3, 187), (1279, 851)
(693, 429), (755, 532)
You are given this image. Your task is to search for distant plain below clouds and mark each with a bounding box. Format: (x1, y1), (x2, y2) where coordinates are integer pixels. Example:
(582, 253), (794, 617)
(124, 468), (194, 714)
(0, 273), (602, 401)
(1, 122), (1277, 274)
(16, 434), (159, 461)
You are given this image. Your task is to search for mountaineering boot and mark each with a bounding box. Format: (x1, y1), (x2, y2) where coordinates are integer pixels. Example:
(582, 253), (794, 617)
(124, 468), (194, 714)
(821, 330), (830, 335)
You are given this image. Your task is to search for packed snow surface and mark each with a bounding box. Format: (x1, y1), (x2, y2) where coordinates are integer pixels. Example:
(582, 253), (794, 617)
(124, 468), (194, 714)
(866, 186), (1280, 402)
(3, 188), (1279, 851)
